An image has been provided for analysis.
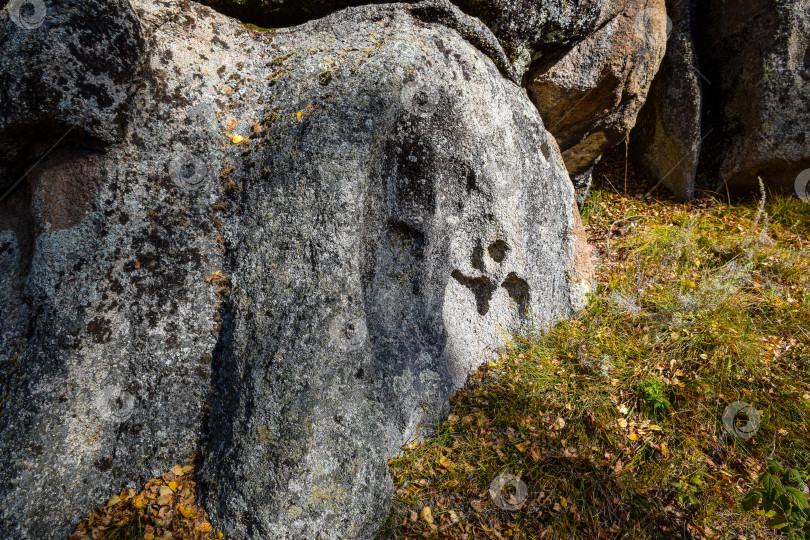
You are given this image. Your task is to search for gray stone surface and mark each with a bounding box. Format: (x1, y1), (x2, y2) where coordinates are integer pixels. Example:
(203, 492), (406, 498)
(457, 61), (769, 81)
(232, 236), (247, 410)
(696, 0), (810, 193)
(526, 0), (668, 187)
(630, 0), (702, 201)
(0, 0), (144, 184)
(452, 0), (605, 74)
(195, 3), (592, 538)
(0, 0), (223, 532)
(194, 0), (607, 75)
(0, 1), (592, 538)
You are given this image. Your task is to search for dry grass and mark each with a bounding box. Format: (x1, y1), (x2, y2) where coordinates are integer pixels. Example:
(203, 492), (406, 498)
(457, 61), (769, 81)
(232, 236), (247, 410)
(379, 162), (810, 539)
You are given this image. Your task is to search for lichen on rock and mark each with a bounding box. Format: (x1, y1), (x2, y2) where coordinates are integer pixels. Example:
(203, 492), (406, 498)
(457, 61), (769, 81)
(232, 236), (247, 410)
(0, 1), (591, 539)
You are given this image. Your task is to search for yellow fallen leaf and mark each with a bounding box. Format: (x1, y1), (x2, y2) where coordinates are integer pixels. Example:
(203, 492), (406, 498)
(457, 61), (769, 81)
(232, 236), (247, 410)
(217, 532), (224, 539)
(629, 433), (639, 441)
(145, 533), (155, 540)
(177, 505), (197, 519)
(515, 442), (528, 452)
(617, 418), (628, 428)
(419, 506), (433, 524)
(106, 495), (121, 507)
(170, 465), (184, 476)
(133, 494), (147, 509)
(196, 522), (212, 533)
(159, 486), (173, 498)
(438, 455), (453, 469)
(167, 481), (179, 492)
(231, 134), (247, 144)
(181, 465), (194, 474)
(660, 443), (668, 457)
(296, 111), (303, 120)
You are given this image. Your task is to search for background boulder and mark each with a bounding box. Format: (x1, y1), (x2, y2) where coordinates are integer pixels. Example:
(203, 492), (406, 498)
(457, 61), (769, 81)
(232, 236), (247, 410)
(630, 0), (702, 201)
(194, 0), (607, 75)
(526, 0), (668, 203)
(695, 0), (810, 194)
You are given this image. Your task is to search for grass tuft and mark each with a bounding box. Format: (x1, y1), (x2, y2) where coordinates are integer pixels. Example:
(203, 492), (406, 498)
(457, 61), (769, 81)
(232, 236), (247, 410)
(379, 182), (810, 539)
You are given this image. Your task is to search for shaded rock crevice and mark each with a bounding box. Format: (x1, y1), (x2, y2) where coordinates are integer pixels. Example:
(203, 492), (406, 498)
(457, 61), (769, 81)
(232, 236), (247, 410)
(693, 0), (810, 194)
(630, 0), (703, 201)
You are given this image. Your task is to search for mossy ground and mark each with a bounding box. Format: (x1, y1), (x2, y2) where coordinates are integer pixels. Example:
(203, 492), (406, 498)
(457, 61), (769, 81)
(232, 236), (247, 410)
(378, 155), (810, 539)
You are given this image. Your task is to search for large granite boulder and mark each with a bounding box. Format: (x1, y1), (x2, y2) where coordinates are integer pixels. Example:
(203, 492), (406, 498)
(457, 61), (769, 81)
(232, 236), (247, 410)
(695, 0), (810, 194)
(0, 0), (593, 538)
(195, 2), (593, 536)
(194, 0), (608, 74)
(630, 0), (702, 201)
(526, 0), (668, 203)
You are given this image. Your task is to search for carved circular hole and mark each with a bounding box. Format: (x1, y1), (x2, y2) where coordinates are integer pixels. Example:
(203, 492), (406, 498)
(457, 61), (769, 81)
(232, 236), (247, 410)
(487, 240), (510, 263)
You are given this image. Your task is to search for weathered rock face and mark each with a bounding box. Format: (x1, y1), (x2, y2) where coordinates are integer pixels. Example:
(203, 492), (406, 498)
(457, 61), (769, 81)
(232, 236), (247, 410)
(0, 1), (591, 539)
(630, 0), (702, 201)
(526, 0), (668, 202)
(0, 3), (222, 537)
(195, 0), (607, 75)
(436, 0), (606, 73)
(196, 3), (591, 537)
(0, 0), (144, 181)
(696, 0), (810, 193)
